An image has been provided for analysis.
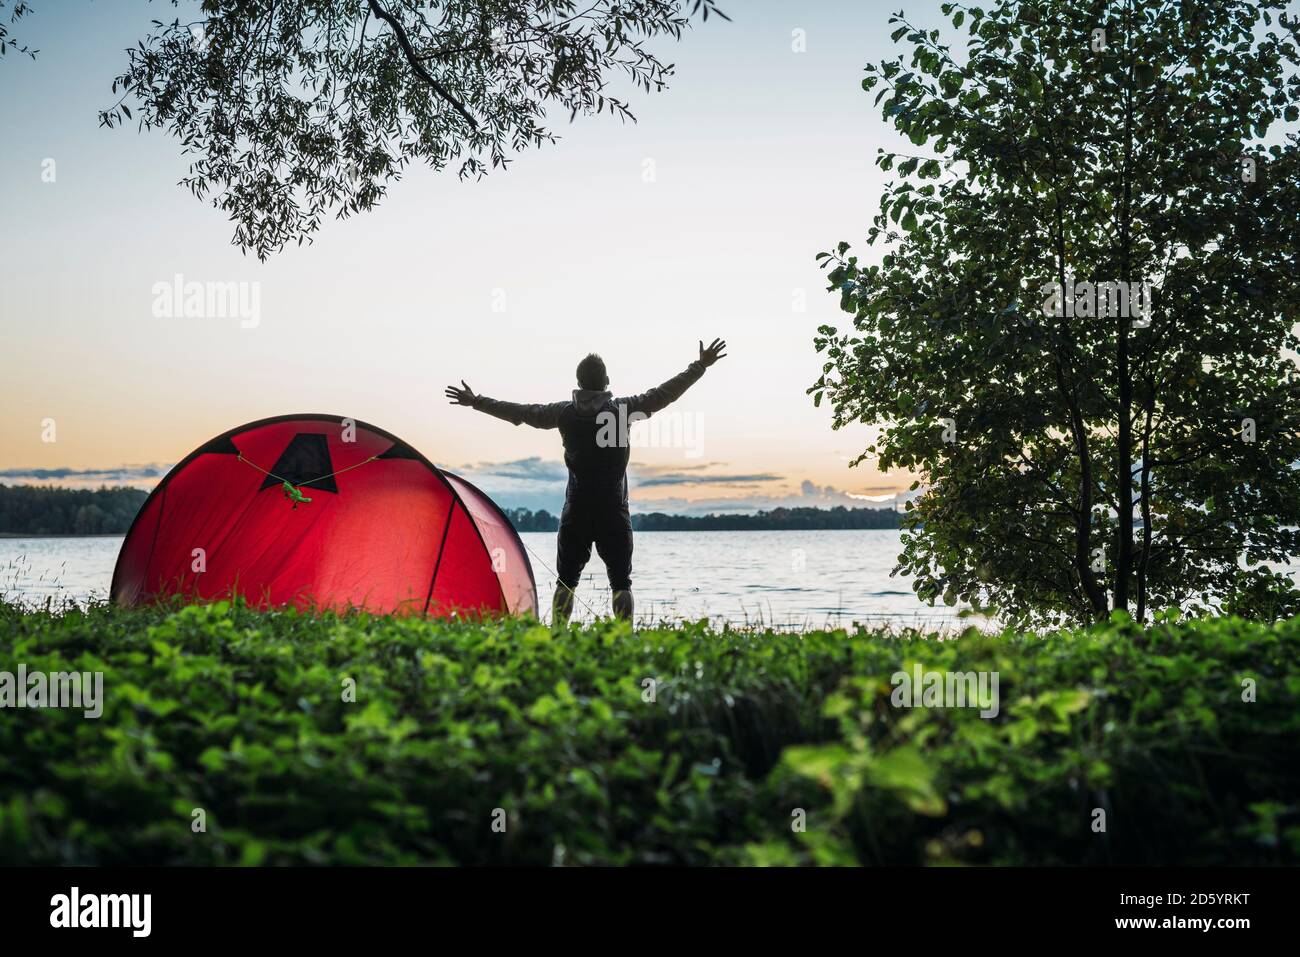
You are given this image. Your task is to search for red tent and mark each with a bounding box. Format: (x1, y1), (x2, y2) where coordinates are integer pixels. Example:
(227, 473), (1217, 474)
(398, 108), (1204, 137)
(111, 414), (537, 617)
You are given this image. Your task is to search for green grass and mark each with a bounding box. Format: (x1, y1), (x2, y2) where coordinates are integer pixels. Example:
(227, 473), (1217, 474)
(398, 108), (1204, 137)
(1, 600), (1297, 865)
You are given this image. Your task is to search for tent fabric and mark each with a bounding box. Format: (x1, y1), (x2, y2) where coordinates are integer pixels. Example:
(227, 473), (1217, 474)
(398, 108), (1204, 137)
(110, 414), (537, 618)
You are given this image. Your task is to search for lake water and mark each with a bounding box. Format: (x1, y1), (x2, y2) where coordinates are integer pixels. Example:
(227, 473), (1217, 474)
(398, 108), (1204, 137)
(6, 531), (1297, 630)
(0, 530), (965, 630)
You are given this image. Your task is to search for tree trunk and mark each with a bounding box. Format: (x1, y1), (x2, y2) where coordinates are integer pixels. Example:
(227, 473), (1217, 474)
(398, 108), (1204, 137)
(1114, 0), (1136, 615)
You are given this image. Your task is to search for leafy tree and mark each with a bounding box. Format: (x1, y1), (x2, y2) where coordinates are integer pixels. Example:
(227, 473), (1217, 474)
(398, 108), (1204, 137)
(91, 0), (726, 259)
(0, 1), (36, 59)
(814, 0), (1300, 626)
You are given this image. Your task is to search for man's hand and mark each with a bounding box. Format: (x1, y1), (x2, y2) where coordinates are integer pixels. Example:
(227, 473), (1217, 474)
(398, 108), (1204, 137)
(445, 380), (477, 406)
(698, 338), (727, 368)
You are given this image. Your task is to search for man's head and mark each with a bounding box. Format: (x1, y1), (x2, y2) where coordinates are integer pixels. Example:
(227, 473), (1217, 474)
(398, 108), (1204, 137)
(576, 353), (608, 391)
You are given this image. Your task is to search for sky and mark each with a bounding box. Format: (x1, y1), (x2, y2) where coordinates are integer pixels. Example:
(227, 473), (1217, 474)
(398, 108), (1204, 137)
(0, 0), (943, 515)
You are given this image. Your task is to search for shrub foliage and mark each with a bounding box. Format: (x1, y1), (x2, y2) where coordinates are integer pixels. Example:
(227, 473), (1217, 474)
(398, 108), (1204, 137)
(1, 602), (1296, 865)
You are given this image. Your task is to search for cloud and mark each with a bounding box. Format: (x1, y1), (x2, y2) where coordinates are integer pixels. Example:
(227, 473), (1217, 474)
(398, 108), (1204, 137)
(450, 458), (792, 510)
(636, 471), (783, 488)
(633, 479), (920, 516)
(632, 462), (726, 475)
(456, 456), (568, 483)
(450, 457), (570, 512)
(456, 457), (786, 493)
(429, 457), (922, 515)
(631, 462), (783, 488)
(852, 484), (905, 496)
(0, 464), (171, 489)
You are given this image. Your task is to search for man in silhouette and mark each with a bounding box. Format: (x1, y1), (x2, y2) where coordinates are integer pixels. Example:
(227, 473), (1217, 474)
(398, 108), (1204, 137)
(446, 338), (727, 625)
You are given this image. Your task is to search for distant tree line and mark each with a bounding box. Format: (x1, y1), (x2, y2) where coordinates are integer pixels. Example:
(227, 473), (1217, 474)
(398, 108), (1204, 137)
(506, 505), (901, 532)
(504, 508), (562, 532)
(0, 485), (149, 535)
(632, 505), (902, 531)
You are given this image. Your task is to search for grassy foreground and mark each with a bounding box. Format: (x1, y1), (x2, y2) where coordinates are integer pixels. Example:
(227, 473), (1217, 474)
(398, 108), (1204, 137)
(1, 601), (1297, 866)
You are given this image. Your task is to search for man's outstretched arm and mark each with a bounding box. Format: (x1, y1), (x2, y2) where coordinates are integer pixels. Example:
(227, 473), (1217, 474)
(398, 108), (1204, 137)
(623, 338), (727, 417)
(445, 381), (565, 429)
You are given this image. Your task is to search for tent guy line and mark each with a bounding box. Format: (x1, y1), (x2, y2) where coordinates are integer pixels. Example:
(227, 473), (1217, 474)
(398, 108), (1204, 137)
(513, 536), (602, 622)
(236, 451), (381, 502)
